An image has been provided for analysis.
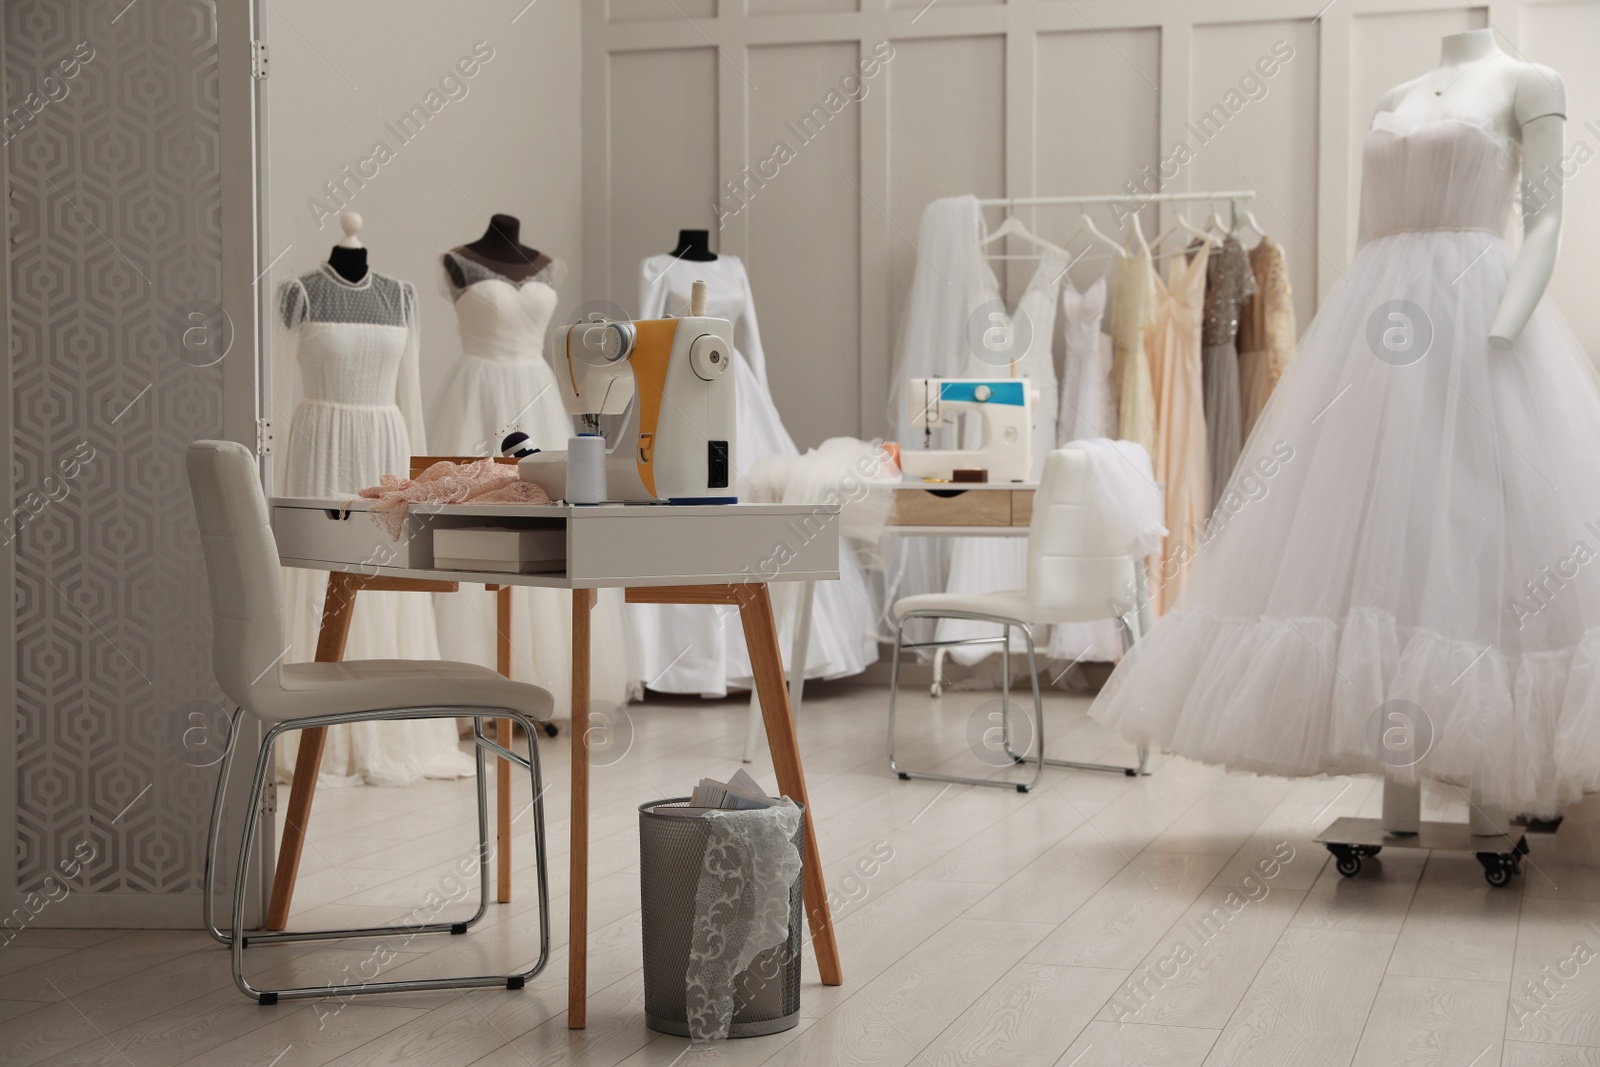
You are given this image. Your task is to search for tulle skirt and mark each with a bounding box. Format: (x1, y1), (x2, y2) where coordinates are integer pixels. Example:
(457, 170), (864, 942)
(1090, 230), (1600, 815)
(280, 401), (474, 786)
(428, 352), (642, 716)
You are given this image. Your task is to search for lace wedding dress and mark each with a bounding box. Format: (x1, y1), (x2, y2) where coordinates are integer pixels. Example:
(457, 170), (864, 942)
(630, 254), (879, 695)
(1092, 110), (1600, 815)
(428, 251), (640, 716)
(277, 265), (473, 786)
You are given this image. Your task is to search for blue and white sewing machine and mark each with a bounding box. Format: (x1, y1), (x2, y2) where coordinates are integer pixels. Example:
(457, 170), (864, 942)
(897, 377), (1037, 483)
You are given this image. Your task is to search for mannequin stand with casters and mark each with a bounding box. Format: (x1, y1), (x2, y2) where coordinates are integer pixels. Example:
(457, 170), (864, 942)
(1315, 780), (1529, 888)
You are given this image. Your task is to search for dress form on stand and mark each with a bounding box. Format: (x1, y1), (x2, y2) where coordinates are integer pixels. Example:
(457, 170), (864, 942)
(277, 217), (473, 785)
(328, 210), (367, 283)
(427, 216), (640, 715)
(1374, 27), (1565, 837)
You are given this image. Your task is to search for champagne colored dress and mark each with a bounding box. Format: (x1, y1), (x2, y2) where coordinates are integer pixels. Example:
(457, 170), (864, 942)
(1146, 244), (1212, 614)
(1237, 236), (1296, 437)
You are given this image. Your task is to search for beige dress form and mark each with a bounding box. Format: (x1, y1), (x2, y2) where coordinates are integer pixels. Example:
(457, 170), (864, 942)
(1146, 244), (1212, 614)
(1237, 236), (1295, 438)
(1111, 242), (1158, 459)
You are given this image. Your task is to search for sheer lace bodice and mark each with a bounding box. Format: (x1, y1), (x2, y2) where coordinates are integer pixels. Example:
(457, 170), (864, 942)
(442, 251), (560, 365)
(282, 266), (419, 413)
(1359, 112), (1518, 241)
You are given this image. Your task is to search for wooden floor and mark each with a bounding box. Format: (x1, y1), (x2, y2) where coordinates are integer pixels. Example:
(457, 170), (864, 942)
(4, 681), (1600, 1066)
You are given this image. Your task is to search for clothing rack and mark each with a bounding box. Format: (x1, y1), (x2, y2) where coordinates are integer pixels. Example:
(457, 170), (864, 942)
(976, 190), (1258, 233)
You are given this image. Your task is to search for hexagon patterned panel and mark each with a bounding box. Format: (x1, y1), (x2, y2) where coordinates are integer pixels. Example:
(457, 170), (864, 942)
(8, 0), (225, 894)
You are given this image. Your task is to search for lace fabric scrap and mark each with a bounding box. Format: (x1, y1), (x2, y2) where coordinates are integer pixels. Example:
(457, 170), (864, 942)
(683, 799), (803, 1041)
(359, 458), (551, 539)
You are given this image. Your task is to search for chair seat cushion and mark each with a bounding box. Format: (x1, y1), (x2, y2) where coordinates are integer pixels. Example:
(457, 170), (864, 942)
(893, 590), (1119, 626)
(252, 659), (554, 724)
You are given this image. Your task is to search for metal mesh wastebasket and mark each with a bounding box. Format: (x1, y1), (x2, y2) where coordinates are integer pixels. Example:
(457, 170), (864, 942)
(638, 798), (803, 1038)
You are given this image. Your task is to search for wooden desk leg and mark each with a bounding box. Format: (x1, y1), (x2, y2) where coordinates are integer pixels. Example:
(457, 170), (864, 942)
(266, 571), (360, 931)
(568, 588), (595, 1029)
(736, 583), (844, 986)
(494, 585), (514, 904)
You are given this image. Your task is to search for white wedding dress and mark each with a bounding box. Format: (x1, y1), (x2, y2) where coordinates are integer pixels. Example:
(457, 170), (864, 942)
(1091, 110), (1600, 815)
(277, 265), (474, 786)
(934, 251), (1065, 665)
(428, 251), (640, 716)
(1052, 272), (1125, 664)
(629, 254), (879, 695)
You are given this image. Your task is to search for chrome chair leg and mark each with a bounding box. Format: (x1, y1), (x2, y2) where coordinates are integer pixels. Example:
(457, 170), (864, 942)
(1012, 611), (1148, 777)
(888, 611), (1043, 793)
(204, 705), (247, 945)
(222, 707), (552, 1005)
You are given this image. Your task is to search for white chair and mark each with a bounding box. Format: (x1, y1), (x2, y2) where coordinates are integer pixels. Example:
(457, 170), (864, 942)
(887, 446), (1153, 792)
(188, 440), (552, 1004)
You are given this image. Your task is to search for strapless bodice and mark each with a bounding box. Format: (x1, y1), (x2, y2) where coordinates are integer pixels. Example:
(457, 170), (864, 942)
(454, 279), (558, 363)
(1358, 113), (1519, 242)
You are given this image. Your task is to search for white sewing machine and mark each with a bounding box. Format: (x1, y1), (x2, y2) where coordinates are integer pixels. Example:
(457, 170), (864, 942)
(519, 297), (737, 504)
(897, 377), (1036, 483)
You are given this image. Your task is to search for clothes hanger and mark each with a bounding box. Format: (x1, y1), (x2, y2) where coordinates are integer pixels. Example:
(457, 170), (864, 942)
(1235, 206), (1268, 244)
(981, 214), (1069, 259)
(1153, 210), (1221, 254)
(1127, 212), (1150, 255)
(1063, 211), (1128, 260)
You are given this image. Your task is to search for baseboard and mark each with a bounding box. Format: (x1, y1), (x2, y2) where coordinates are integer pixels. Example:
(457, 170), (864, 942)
(2, 891), (204, 930)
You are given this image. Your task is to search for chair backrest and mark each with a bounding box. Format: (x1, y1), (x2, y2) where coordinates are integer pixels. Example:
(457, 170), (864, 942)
(1025, 447), (1140, 620)
(186, 440), (286, 712)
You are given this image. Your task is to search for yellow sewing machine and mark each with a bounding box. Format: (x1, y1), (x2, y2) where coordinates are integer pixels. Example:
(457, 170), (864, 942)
(520, 285), (737, 504)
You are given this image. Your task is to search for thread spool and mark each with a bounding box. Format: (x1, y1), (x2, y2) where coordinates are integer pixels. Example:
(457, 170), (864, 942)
(690, 280), (708, 317)
(566, 434), (606, 505)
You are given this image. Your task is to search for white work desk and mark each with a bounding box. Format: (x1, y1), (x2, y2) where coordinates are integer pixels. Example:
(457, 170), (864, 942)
(270, 496), (845, 1027)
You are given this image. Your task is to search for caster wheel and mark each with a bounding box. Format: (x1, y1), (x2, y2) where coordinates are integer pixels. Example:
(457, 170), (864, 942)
(897, 772), (910, 781)
(1326, 843), (1362, 877)
(1476, 851), (1517, 887)
(542, 722), (559, 738)
(1514, 836), (1530, 857)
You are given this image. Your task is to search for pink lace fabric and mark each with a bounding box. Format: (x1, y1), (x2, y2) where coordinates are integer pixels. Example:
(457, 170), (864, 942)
(358, 459), (551, 539)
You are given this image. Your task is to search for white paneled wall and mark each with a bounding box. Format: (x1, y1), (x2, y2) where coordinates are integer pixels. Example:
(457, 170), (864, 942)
(584, 0), (1600, 450)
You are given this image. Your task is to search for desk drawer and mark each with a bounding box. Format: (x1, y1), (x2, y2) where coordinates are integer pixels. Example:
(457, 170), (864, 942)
(273, 505), (433, 570)
(892, 488), (1012, 527)
(1010, 491), (1034, 526)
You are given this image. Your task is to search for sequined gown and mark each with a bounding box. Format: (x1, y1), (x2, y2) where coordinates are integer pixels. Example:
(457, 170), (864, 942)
(1196, 235), (1257, 509)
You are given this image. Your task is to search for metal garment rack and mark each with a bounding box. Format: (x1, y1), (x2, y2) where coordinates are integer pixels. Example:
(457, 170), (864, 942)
(975, 189), (1259, 233)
